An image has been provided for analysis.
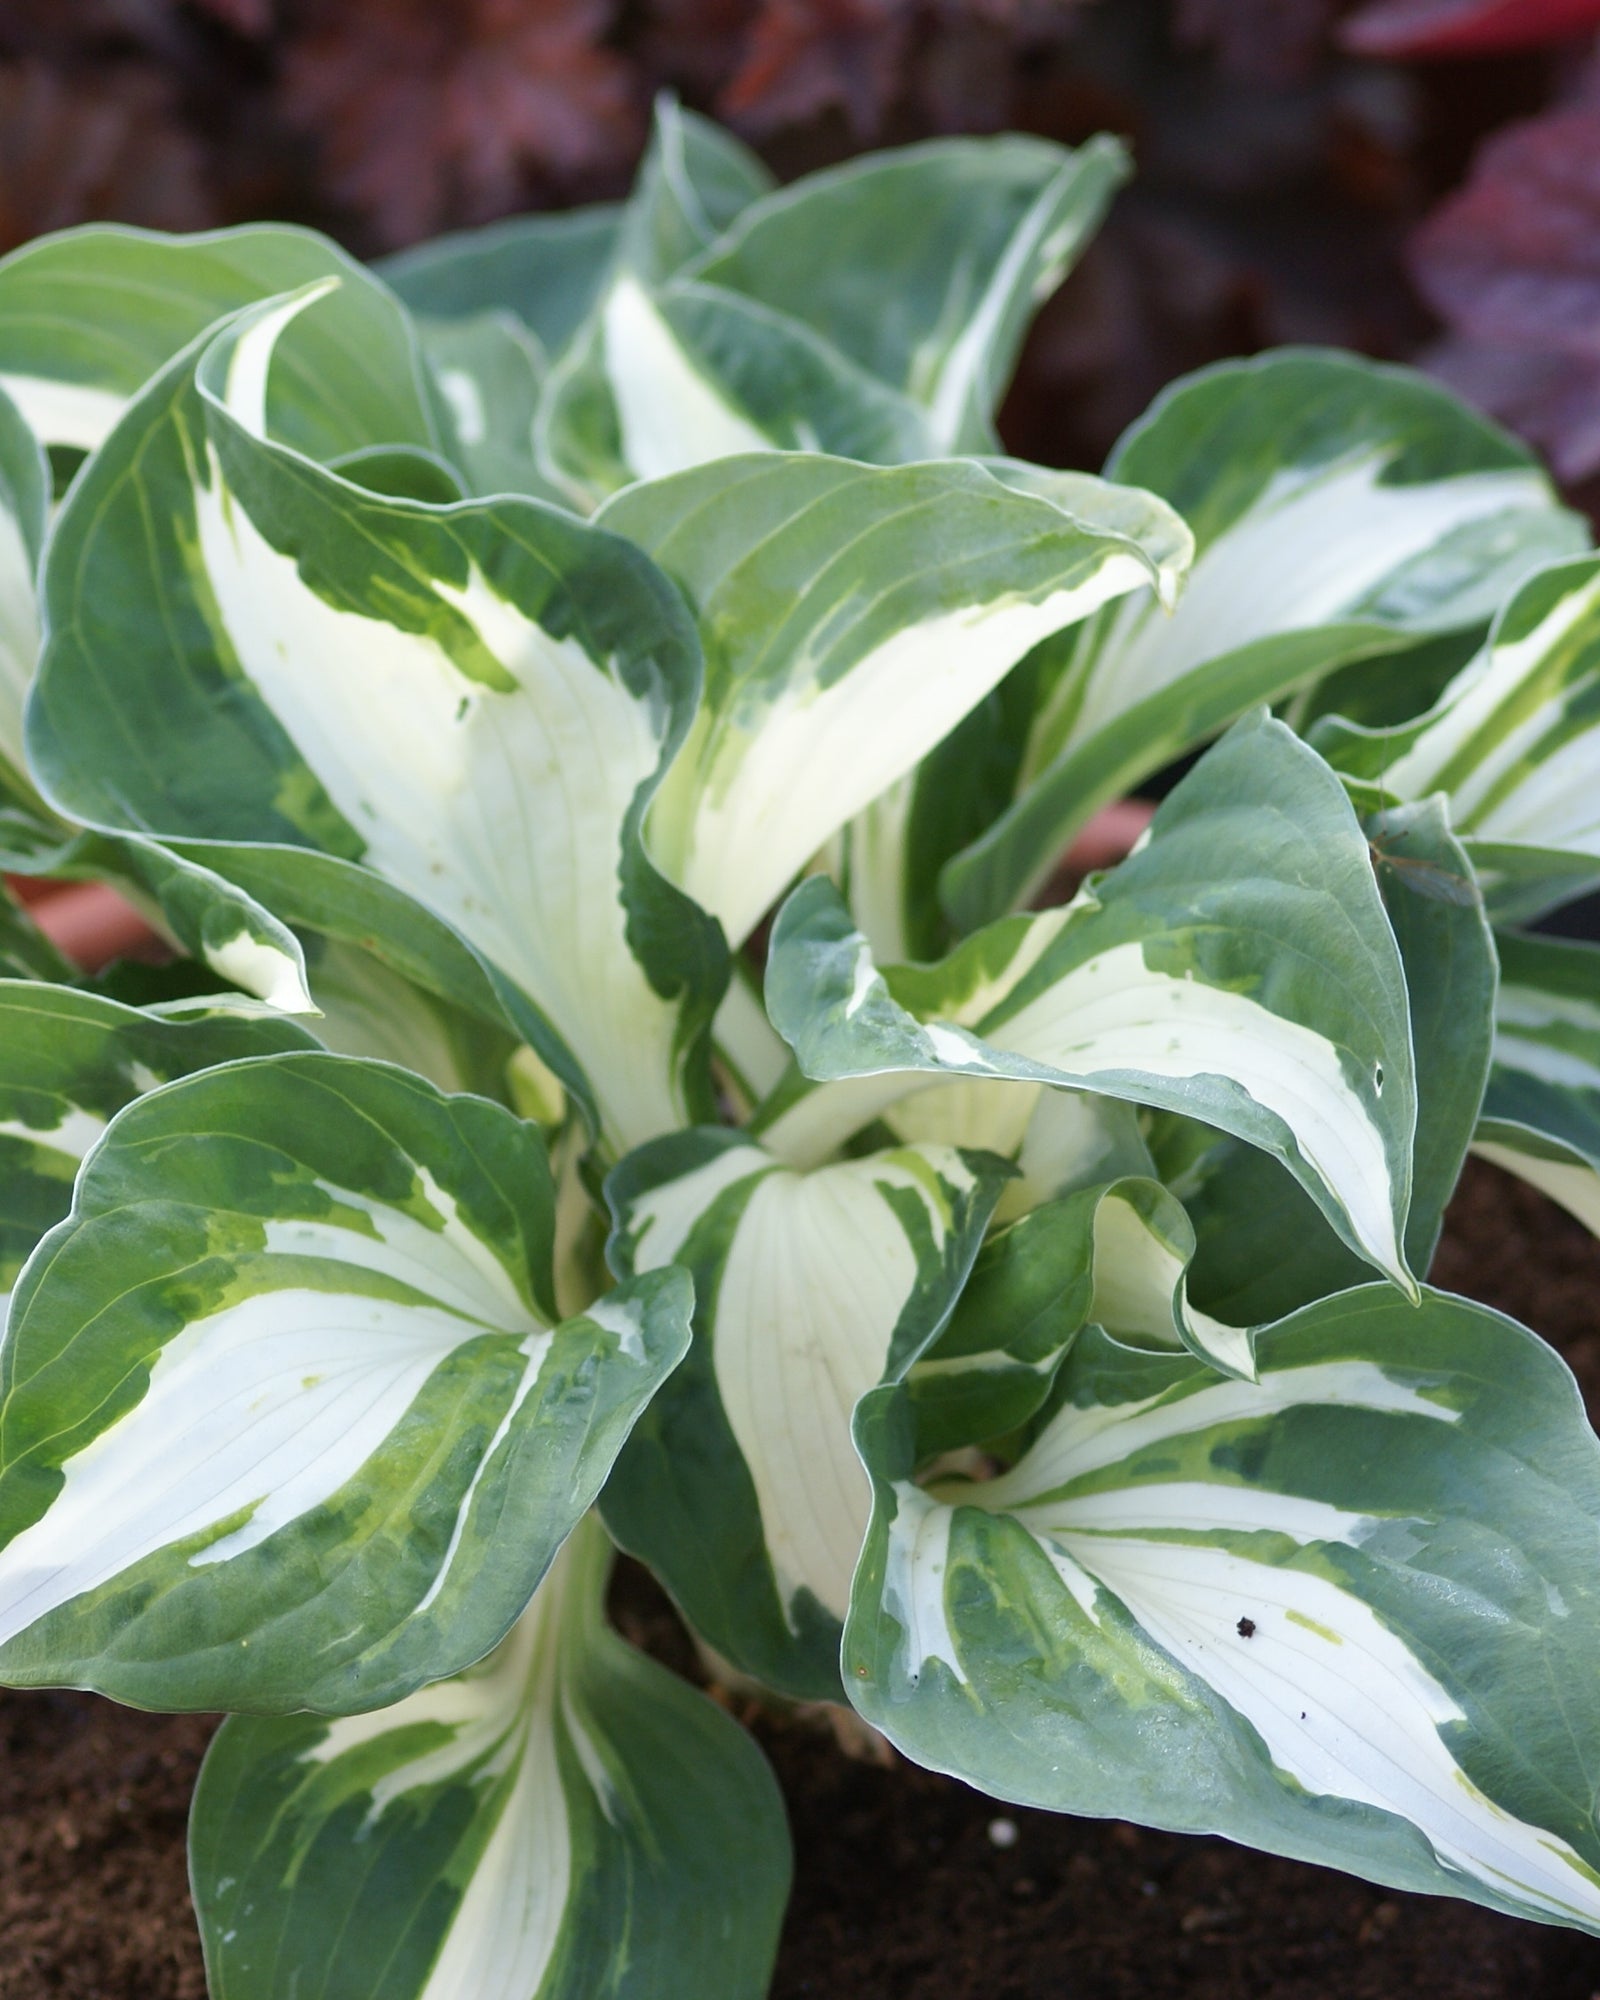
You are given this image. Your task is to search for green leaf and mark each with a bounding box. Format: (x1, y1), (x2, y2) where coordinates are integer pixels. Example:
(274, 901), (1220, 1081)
(414, 310), (560, 502)
(191, 1512), (791, 2000)
(601, 451), (1188, 949)
(847, 1287), (1600, 1934)
(943, 350), (1588, 932)
(0, 980), (315, 1302)
(1319, 555), (1600, 924)
(691, 133), (1128, 453)
(618, 98), (776, 289)
(0, 222), (444, 460)
(0, 1051), (691, 1712)
(378, 205), (622, 356)
(910, 1174), (1256, 1461)
(603, 1127), (1009, 1697)
(1473, 929), (1600, 1235)
(538, 280), (940, 506)
(1174, 795), (1495, 1323)
(0, 826), (315, 1014)
(29, 284), (725, 1150)
(766, 714), (1418, 1291)
(0, 380), (45, 791)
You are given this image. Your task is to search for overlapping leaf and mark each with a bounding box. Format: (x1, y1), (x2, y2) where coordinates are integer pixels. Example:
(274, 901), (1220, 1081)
(1473, 929), (1600, 1236)
(766, 713), (1419, 1291)
(604, 451), (1188, 951)
(29, 283), (724, 1149)
(0, 1052), (691, 1712)
(848, 1289), (1600, 1933)
(538, 122), (1124, 504)
(1320, 555), (1600, 921)
(603, 1128), (1009, 1696)
(940, 350), (1587, 934)
(0, 982), (315, 1313)
(1168, 796), (1495, 1324)
(192, 1513), (791, 2000)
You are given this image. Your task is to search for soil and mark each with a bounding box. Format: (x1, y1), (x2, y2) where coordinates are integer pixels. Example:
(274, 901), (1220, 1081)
(4, 1156), (1600, 2000)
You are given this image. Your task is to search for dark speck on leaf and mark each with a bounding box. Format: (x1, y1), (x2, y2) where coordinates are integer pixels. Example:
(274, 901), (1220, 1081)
(1236, 1616), (1256, 1638)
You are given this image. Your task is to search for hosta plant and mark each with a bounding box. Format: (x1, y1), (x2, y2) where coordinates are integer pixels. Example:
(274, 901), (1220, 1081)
(3, 100), (1600, 1995)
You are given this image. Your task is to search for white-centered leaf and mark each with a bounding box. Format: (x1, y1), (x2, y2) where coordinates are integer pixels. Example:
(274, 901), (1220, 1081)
(1321, 555), (1600, 922)
(0, 980), (316, 1300)
(191, 1512), (791, 2000)
(601, 451), (1189, 949)
(0, 380), (44, 788)
(941, 350), (1587, 933)
(0, 1052), (691, 1712)
(690, 133), (1128, 454)
(29, 284), (725, 1151)
(766, 713), (1418, 1291)
(602, 1127), (1009, 1696)
(1472, 929), (1600, 1236)
(848, 1287), (1600, 1934)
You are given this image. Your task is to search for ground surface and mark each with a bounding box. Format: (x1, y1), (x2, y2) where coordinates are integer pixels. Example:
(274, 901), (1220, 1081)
(3, 1156), (1599, 2000)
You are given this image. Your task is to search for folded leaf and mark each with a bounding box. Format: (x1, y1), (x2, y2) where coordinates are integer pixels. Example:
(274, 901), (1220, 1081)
(1174, 796), (1495, 1323)
(1473, 929), (1600, 1235)
(943, 350), (1587, 932)
(415, 310), (559, 503)
(602, 452), (1188, 949)
(691, 134), (1129, 453)
(603, 1127), (1008, 1696)
(848, 1288), (1600, 1933)
(30, 285), (725, 1150)
(910, 1174), (1255, 1462)
(767, 714), (1418, 1291)
(191, 1513), (791, 2000)
(0, 1052), (691, 1712)
(1321, 555), (1600, 923)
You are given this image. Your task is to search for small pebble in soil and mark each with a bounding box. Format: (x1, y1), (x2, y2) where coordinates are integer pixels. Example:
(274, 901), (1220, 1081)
(987, 1817), (1019, 1849)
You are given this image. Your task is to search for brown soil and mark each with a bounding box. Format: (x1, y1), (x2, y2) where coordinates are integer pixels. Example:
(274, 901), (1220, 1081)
(4, 1156), (1600, 2000)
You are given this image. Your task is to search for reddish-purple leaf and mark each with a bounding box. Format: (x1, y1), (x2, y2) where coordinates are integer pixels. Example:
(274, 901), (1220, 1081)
(719, 0), (912, 136)
(1343, 0), (1600, 57)
(1411, 100), (1600, 479)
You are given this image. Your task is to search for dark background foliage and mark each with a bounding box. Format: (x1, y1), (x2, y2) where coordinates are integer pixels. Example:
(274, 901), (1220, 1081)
(3, 0), (1600, 495)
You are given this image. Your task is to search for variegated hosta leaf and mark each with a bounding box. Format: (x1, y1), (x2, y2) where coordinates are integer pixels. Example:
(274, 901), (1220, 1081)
(602, 1127), (1009, 1697)
(848, 1290), (1600, 1934)
(911, 1174), (1255, 1462)
(540, 280), (942, 507)
(765, 713), (1419, 1291)
(835, 463), (1196, 963)
(601, 452), (1188, 951)
(1473, 929), (1600, 1235)
(538, 128), (1123, 508)
(0, 825), (315, 1014)
(691, 133), (1128, 456)
(0, 981), (316, 1308)
(191, 1513), (791, 2000)
(30, 284), (725, 1151)
(0, 1052), (691, 1712)
(1169, 795), (1496, 1325)
(1320, 555), (1600, 923)
(0, 222), (445, 462)
(941, 350), (1587, 934)
(379, 204), (622, 357)
(0, 379), (45, 786)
